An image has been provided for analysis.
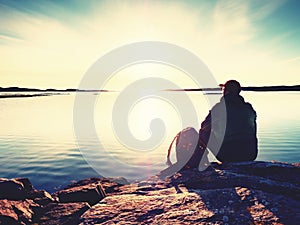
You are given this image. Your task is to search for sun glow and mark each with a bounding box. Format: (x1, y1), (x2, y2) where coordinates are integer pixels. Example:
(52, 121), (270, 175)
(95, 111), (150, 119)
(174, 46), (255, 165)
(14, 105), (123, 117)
(93, 62), (210, 155)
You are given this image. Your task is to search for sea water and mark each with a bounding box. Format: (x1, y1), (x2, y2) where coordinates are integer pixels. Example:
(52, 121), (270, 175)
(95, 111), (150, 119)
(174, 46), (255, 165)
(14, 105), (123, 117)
(0, 91), (299, 192)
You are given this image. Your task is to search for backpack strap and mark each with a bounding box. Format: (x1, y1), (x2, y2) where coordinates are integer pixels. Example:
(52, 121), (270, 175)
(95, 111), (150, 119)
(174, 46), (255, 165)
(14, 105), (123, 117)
(166, 132), (180, 166)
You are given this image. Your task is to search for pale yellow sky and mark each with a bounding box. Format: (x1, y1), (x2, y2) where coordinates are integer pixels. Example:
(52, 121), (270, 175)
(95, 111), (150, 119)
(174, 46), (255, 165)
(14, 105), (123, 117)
(0, 0), (299, 89)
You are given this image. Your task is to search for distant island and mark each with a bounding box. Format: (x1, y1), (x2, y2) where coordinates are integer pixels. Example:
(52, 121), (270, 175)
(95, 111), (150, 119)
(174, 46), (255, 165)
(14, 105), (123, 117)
(242, 85), (300, 91)
(0, 87), (114, 99)
(0, 87), (112, 92)
(165, 85), (300, 92)
(0, 85), (299, 98)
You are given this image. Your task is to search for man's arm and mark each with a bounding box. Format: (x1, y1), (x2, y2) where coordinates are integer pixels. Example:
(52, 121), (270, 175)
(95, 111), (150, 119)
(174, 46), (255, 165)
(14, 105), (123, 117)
(198, 110), (212, 146)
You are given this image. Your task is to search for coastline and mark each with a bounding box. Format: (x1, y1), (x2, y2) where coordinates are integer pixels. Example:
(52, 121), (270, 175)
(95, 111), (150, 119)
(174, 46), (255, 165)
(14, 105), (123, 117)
(0, 93), (54, 99)
(1, 161), (299, 224)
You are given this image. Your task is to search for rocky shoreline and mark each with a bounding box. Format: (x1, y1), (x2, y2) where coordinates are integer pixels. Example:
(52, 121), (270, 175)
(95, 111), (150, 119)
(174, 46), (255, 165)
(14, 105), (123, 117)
(1, 161), (299, 224)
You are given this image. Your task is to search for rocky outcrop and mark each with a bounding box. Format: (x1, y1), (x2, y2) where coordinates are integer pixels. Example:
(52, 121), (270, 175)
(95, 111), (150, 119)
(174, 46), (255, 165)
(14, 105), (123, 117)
(0, 199), (38, 225)
(80, 161), (300, 225)
(0, 177), (107, 224)
(1, 161), (299, 224)
(36, 202), (90, 225)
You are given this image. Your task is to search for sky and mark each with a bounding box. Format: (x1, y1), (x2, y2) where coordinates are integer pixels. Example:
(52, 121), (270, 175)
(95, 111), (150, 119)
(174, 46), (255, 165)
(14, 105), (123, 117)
(0, 0), (300, 89)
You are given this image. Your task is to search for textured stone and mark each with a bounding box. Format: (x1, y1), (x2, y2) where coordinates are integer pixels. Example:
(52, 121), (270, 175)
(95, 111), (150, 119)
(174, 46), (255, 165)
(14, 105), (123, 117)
(0, 178), (26, 200)
(29, 190), (56, 205)
(56, 183), (106, 206)
(165, 161), (300, 200)
(36, 202), (90, 225)
(65, 177), (128, 195)
(0, 199), (38, 225)
(1, 161), (300, 224)
(80, 192), (214, 224)
(80, 161), (300, 225)
(14, 178), (34, 193)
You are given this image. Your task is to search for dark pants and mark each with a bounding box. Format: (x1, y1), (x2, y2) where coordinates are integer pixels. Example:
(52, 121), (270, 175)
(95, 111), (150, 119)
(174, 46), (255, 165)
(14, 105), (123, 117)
(215, 138), (258, 163)
(188, 136), (258, 167)
(183, 138), (207, 169)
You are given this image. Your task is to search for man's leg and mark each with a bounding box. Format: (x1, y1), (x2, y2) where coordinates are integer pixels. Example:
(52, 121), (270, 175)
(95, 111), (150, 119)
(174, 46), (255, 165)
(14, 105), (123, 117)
(198, 148), (210, 171)
(182, 137), (207, 170)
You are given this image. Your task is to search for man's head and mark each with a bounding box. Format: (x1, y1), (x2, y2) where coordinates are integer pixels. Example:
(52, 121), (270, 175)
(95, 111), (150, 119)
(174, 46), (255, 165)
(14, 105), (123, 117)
(219, 80), (241, 96)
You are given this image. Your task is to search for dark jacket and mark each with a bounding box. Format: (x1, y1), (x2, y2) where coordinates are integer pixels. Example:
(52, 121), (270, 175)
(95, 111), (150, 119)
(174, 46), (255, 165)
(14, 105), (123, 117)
(199, 94), (257, 162)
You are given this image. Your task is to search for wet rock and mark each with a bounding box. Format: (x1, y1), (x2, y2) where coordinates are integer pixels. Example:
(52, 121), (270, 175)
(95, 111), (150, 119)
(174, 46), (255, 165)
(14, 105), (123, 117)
(29, 190), (56, 205)
(0, 177), (128, 224)
(0, 178), (26, 200)
(56, 183), (106, 206)
(65, 177), (128, 195)
(0, 199), (38, 225)
(35, 202), (90, 225)
(14, 178), (34, 193)
(14, 178), (56, 205)
(0, 199), (19, 224)
(107, 177), (130, 185)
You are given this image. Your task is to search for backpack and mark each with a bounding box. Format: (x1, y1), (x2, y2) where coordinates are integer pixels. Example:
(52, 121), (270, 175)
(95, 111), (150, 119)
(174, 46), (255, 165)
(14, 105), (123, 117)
(166, 127), (200, 170)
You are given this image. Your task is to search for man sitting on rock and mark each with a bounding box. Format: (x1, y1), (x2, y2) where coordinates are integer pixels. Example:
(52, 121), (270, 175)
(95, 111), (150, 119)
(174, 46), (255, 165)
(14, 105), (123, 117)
(192, 79), (258, 167)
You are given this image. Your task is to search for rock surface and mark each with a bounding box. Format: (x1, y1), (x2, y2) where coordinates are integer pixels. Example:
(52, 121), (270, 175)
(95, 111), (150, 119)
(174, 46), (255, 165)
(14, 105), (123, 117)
(0, 178), (27, 200)
(0, 161), (299, 224)
(80, 161), (300, 225)
(0, 199), (38, 225)
(36, 202), (90, 225)
(0, 177), (106, 224)
(55, 183), (106, 206)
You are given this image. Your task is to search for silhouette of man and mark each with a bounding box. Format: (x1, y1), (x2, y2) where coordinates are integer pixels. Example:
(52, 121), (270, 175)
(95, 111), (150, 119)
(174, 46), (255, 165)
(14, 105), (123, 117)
(190, 80), (258, 167)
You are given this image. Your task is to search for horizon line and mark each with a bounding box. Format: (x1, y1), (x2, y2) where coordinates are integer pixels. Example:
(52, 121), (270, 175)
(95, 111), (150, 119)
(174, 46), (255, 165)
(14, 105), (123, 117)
(0, 85), (300, 92)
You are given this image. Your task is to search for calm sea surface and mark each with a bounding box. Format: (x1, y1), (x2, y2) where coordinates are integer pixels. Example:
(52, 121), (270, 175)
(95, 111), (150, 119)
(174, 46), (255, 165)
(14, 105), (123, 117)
(0, 92), (299, 192)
